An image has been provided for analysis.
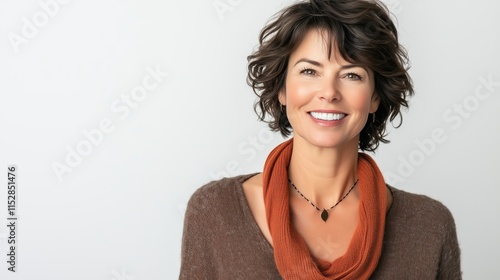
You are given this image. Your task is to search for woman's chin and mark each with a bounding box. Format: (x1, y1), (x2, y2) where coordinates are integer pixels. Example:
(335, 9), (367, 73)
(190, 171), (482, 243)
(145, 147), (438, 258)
(295, 134), (355, 150)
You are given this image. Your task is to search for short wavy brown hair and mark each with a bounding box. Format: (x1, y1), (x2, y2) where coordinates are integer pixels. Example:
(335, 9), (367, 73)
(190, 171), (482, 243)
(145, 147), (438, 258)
(247, 0), (414, 152)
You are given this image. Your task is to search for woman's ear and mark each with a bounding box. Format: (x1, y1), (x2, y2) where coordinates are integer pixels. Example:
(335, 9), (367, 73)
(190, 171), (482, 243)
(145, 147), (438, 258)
(370, 91), (380, 113)
(278, 88), (286, 106)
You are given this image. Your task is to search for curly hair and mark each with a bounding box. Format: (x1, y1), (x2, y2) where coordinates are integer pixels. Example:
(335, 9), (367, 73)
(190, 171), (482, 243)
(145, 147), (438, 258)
(247, 0), (414, 152)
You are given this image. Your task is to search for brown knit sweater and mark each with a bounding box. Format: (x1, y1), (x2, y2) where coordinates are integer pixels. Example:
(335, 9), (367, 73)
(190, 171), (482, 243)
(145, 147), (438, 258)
(179, 174), (461, 279)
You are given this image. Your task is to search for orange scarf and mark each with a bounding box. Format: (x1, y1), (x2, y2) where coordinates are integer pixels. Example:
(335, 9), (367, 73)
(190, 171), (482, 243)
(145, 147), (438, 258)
(263, 139), (386, 279)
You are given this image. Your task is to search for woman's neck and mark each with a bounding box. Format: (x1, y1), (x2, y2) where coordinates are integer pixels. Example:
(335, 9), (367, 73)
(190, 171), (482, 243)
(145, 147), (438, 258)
(288, 136), (359, 209)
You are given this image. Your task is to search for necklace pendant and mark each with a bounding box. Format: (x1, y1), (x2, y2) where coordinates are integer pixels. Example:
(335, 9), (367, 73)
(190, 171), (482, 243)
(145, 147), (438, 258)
(321, 209), (329, 222)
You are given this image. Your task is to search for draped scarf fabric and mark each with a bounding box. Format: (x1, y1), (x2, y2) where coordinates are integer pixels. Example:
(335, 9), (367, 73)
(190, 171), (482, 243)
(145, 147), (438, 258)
(262, 139), (387, 279)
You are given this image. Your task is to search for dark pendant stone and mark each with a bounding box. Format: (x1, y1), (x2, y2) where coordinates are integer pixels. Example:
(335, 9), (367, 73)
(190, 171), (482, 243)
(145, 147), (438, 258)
(321, 209), (329, 222)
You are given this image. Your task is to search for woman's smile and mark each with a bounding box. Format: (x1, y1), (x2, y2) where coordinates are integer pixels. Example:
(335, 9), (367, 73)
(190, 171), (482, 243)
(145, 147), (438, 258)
(308, 111), (347, 127)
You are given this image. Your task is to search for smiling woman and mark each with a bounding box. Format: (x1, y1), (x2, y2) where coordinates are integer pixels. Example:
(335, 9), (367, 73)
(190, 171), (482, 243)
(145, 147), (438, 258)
(179, 0), (461, 279)
(277, 29), (379, 151)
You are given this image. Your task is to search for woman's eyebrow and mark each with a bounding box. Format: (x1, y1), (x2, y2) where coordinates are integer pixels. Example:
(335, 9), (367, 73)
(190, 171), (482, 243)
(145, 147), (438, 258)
(293, 58), (323, 67)
(294, 58), (367, 72)
(339, 63), (366, 70)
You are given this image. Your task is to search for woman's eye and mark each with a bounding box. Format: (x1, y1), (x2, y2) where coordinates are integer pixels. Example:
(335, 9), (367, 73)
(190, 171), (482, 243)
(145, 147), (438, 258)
(345, 72), (362, 80)
(300, 68), (316, 76)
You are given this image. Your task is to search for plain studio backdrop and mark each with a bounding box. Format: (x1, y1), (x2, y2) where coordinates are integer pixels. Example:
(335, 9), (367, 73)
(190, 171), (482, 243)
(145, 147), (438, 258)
(0, 0), (499, 279)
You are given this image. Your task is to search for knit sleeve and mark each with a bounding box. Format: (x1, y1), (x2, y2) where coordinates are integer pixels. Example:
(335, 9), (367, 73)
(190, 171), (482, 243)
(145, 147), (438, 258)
(437, 207), (462, 280)
(179, 186), (216, 280)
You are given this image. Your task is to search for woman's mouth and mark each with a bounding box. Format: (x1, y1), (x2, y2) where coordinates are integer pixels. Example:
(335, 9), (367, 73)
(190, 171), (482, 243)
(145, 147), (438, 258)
(309, 111), (347, 121)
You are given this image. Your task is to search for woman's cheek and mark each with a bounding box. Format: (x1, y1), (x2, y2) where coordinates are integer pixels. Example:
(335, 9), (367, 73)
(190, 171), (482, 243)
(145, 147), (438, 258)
(349, 89), (374, 110)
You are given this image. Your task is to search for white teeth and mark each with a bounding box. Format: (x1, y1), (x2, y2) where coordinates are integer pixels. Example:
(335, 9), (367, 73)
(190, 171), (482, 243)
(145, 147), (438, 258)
(310, 112), (346, 121)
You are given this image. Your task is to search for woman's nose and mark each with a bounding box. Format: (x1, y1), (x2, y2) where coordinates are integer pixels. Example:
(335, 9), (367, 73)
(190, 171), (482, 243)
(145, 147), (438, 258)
(318, 78), (341, 102)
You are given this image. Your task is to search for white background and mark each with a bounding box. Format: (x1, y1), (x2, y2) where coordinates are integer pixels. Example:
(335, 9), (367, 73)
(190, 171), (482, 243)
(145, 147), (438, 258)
(0, 0), (499, 279)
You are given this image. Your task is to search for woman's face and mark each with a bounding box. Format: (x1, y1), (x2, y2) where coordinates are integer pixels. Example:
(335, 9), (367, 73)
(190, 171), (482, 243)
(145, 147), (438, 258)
(279, 29), (379, 149)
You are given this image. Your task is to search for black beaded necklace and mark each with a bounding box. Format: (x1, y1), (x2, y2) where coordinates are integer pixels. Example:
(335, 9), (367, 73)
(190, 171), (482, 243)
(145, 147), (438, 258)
(288, 178), (359, 222)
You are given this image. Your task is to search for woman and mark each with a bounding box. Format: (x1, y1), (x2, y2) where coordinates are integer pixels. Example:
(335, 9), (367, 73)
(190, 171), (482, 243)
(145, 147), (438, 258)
(180, 0), (461, 279)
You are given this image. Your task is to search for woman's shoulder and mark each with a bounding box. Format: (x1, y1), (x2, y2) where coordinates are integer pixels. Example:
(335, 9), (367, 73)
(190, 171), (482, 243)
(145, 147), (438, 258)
(386, 185), (457, 231)
(189, 173), (258, 199)
(376, 185), (461, 279)
(185, 173), (259, 215)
